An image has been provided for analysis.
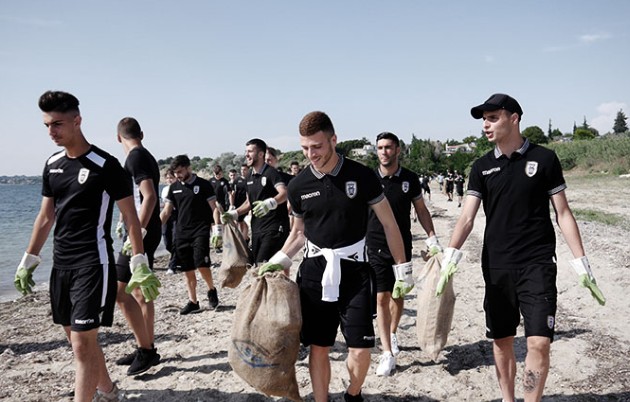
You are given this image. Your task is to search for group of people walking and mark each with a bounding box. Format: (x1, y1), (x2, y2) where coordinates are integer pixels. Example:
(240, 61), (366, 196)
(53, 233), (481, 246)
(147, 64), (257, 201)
(14, 90), (605, 402)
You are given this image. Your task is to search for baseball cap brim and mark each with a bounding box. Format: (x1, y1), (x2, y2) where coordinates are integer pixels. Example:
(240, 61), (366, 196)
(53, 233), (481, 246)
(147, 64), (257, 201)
(471, 93), (523, 119)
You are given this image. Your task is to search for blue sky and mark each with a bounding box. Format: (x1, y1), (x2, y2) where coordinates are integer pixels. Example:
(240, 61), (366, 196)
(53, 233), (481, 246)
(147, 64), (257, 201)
(1, 0), (628, 175)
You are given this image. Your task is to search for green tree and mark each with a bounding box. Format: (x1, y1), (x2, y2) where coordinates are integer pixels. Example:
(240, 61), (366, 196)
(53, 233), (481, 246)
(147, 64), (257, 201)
(404, 135), (444, 174)
(573, 127), (596, 140)
(549, 128), (563, 141)
(462, 135), (478, 144)
(613, 109), (628, 134)
(522, 126), (548, 144)
(474, 131), (493, 157)
(336, 137), (370, 156)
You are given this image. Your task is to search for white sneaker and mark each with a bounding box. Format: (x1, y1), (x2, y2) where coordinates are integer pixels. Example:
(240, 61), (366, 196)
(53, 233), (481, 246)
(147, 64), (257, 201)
(166, 268), (175, 275)
(376, 351), (396, 376)
(92, 382), (124, 402)
(390, 333), (400, 356)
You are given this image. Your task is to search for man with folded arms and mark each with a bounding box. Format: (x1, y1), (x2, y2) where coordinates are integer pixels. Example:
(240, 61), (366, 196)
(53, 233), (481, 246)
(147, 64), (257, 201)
(15, 91), (160, 402)
(437, 93), (605, 402)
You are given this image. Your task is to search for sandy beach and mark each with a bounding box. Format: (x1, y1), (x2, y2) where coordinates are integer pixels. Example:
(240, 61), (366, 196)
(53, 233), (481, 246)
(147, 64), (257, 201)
(1, 175), (629, 402)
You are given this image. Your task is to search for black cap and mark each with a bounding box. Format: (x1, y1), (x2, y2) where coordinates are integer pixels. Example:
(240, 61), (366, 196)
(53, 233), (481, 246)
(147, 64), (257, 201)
(471, 93), (523, 119)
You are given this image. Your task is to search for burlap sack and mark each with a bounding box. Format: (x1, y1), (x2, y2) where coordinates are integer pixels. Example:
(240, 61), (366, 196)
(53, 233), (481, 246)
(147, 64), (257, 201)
(228, 271), (302, 401)
(416, 253), (456, 362)
(218, 222), (252, 288)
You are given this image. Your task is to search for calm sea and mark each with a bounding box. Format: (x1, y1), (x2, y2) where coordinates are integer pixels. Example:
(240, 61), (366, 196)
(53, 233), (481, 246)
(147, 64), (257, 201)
(0, 184), (165, 302)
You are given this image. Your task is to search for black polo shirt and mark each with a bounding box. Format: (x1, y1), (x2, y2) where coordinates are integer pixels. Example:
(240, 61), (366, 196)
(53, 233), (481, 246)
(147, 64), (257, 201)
(467, 139), (566, 269)
(247, 163), (289, 235)
(288, 155), (384, 249)
(166, 174), (216, 239)
(125, 146), (161, 236)
(366, 166), (422, 259)
(230, 176), (248, 208)
(42, 145), (133, 269)
(209, 176), (230, 211)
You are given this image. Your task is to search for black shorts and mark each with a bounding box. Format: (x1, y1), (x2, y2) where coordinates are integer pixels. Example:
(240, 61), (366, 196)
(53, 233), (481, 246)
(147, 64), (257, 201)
(116, 228), (161, 283)
(368, 247), (395, 293)
(50, 263), (117, 331)
(177, 235), (211, 271)
(252, 229), (288, 264)
(297, 256), (376, 348)
(483, 264), (557, 340)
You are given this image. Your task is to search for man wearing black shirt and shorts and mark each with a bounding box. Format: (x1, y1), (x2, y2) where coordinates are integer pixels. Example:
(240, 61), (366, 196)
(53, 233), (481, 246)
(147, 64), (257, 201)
(258, 112), (409, 402)
(228, 165), (250, 241)
(367, 132), (441, 376)
(160, 155), (221, 314)
(222, 139), (289, 265)
(14, 91), (159, 402)
(439, 93), (605, 402)
(114, 117), (162, 375)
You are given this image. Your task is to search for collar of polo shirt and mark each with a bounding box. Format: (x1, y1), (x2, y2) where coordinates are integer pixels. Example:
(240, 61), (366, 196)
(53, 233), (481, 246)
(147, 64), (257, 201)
(310, 153), (345, 179)
(494, 138), (531, 159)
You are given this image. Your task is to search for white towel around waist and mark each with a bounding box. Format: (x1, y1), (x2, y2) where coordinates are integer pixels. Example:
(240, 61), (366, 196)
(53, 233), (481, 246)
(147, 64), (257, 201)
(304, 238), (366, 302)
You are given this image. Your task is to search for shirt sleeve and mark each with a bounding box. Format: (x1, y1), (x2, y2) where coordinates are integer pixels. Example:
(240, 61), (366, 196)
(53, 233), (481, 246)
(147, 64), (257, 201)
(547, 152), (567, 196)
(466, 160), (484, 199)
(126, 149), (153, 185)
(105, 157), (134, 201)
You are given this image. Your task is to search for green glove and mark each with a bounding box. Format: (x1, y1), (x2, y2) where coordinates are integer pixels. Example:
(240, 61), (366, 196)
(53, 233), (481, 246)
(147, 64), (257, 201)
(425, 235), (443, 257)
(14, 252), (41, 295)
(221, 210), (238, 224)
(436, 248), (462, 296)
(258, 251), (292, 276)
(252, 198), (278, 218)
(126, 254), (162, 302)
(211, 225), (223, 249)
(122, 228), (146, 257)
(115, 221), (125, 239)
(392, 262), (414, 299)
(569, 256), (606, 306)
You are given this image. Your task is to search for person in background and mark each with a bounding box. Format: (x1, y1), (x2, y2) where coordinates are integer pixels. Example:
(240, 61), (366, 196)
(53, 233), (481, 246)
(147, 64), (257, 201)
(14, 90), (160, 402)
(161, 168), (180, 274)
(438, 93), (605, 402)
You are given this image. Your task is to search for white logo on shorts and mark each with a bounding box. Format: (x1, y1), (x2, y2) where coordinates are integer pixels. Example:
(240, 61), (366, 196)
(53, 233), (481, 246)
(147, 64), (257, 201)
(345, 181), (357, 199)
(78, 168), (90, 184)
(525, 161), (538, 177)
(193, 185), (200, 194)
(402, 181), (410, 193)
(547, 315), (555, 329)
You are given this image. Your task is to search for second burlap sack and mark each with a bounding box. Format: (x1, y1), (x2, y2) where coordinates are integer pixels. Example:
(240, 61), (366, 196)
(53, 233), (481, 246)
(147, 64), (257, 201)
(218, 221), (252, 288)
(228, 271), (302, 401)
(416, 253), (456, 362)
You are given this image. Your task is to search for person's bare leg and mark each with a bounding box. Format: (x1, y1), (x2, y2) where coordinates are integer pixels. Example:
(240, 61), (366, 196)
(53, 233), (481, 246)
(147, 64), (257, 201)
(69, 328), (113, 402)
(346, 347), (370, 396)
(198, 266), (215, 289)
(132, 288), (155, 345)
(493, 336), (516, 402)
(116, 283), (152, 349)
(309, 345), (331, 402)
(184, 270), (198, 302)
(523, 336), (551, 402)
(376, 292), (392, 352)
(390, 296), (404, 334)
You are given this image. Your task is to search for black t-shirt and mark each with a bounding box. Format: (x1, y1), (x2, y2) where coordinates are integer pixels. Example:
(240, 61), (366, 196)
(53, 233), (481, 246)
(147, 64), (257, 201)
(210, 176), (230, 211)
(366, 166), (422, 258)
(125, 147), (161, 236)
(230, 176), (248, 208)
(454, 175), (465, 192)
(166, 175), (216, 239)
(467, 140), (566, 269)
(42, 145), (133, 269)
(288, 155), (384, 249)
(246, 164), (289, 235)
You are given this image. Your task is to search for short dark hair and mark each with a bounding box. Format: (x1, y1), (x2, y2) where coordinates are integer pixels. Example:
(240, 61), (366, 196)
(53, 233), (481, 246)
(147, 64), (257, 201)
(376, 132), (400, 147)
(299, 111), (335, 137)
(117, 117), (143, 140)
(241, 163), (248, 168)
(165, 168), (175, 176)
(266, 147), (279, 158)
(213, 164), (223, 174)
(229, 168), (237, 174)
(170, 154), (190, 170)
(246, 138), (267, 154)
(290, 161), (299, 167)
(38, 90), (80, 114)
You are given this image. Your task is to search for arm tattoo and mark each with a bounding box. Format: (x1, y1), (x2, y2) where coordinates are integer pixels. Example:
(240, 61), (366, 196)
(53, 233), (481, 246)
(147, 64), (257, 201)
(523, 369), (541, 394)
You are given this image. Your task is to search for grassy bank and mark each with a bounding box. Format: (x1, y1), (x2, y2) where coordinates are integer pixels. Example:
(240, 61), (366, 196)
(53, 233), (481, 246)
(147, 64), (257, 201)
(547, 136), (630, 175)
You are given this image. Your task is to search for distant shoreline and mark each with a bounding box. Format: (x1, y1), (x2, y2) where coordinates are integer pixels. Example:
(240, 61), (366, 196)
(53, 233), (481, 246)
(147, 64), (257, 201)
(0, 176), (41, 185)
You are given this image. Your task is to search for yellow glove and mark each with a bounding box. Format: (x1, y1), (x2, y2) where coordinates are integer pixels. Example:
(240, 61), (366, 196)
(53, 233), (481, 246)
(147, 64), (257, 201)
(569, 256), (606, 306)
(392, 262), (414, 299)
(122, 228), (146, 257)
(221, 210), (238, 224)
(436, 248), (462, 296)
(252, 198), (278, 218)
(425, 236), (443, 256)
(14, 252), (41, 295)
(211, 225), (223, 249)
(258, 251), (292, 276)
(126, 254), (161, 302)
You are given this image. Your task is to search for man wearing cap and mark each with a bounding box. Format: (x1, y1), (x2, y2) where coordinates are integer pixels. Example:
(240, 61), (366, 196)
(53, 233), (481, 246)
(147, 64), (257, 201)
(437, 93), (605, 402)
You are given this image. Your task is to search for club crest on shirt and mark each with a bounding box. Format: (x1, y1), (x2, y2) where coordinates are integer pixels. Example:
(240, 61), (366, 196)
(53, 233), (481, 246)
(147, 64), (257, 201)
(78, 168), (90, 184)
(402, 181), (410, 193)
(193, 185), (200, 194)
(261, 177), (267, 187)
(345, 181), (357, 199)
(525, 161), (538, 177)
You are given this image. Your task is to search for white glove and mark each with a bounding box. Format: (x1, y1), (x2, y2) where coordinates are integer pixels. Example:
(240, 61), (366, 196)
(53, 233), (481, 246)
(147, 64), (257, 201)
(258, 251), (292, 275)
(252, 198), (278, 218)
(122, 228), (146, 257)
(14, 252), (41, 295)
(425, 236), (443, 256)
(392, 262), (414, 299)
(569, 256), (606, 306)
(115, 221), (125, 239)
(221, 209), (239, 224)
(211, 225), (223, 249)
(436, 247), (463, 296)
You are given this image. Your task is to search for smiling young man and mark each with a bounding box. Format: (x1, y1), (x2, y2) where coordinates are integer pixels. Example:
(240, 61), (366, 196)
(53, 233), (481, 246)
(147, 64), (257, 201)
(14, 91), (159, 402)
(367, 132), (440, 376)
(438, 93), (605, 402)
(258, 112), (410, 402)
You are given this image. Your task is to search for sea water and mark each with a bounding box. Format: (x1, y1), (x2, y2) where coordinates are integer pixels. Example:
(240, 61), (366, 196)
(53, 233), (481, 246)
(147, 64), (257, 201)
(0, 184), (165, 302)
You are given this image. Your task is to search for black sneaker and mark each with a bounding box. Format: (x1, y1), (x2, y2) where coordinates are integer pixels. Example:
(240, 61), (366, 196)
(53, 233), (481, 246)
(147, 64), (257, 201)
(127, 347), (161, 376)
(115, 350), (137, 366)
(343, 391), (364, 402)
(180, 300), (201, 315)
(208, 288), (219, 310)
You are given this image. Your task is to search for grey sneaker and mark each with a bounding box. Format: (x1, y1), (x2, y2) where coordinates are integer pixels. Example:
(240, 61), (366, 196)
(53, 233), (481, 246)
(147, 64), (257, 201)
(92, 382), (124, 402)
